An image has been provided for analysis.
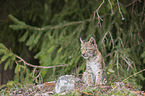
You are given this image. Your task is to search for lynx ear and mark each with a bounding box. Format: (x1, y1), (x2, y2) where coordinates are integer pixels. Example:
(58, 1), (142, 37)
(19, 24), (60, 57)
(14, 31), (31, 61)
(89, 37), (96, 44)
(80, 37), (84, 43)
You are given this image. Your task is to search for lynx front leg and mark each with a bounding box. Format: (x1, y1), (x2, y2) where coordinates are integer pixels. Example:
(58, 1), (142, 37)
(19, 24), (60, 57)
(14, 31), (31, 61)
(82, 71), (94, 86)
(95, 71), (102, 86)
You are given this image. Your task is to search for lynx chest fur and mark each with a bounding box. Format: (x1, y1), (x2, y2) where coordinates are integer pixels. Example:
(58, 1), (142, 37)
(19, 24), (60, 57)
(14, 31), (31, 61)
(80, 37), (104, 86)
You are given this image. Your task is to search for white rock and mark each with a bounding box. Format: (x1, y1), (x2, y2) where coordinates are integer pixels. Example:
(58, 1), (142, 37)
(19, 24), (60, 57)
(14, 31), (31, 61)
(55, 75), (80, 93)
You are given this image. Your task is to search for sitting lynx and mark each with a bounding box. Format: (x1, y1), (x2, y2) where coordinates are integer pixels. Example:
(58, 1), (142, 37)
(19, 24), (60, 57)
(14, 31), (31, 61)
(80, 37), (105, 86)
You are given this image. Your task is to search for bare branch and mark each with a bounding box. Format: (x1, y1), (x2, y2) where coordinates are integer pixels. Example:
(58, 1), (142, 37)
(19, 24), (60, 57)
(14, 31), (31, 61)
(125, 0), (138, 8)
(93, 0), (104, 26)
(93, 0), (115, 26)
(109, 32), (114, 49)
(116, 53), (120, 77)
(16, 56), (68, 69)
(101, 31), (108, 44)
(122, 69), (145, 82)
(108, 0), (114, 14)
(117, 0), (125, 20)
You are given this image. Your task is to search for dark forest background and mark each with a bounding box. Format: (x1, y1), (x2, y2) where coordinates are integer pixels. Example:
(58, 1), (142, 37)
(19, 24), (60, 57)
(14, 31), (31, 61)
(0, 0), (145, 93)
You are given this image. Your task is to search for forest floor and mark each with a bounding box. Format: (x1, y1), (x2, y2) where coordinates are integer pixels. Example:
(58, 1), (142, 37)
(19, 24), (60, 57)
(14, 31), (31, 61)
(0, 81), (144, 96)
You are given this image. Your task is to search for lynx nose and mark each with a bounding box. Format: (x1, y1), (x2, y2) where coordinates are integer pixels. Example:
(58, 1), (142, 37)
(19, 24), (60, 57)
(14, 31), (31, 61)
(82, 54), (88, 57)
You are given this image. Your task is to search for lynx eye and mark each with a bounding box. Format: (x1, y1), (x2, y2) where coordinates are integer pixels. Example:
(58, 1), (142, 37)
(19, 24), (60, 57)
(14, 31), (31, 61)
(81, 48), (84, 51)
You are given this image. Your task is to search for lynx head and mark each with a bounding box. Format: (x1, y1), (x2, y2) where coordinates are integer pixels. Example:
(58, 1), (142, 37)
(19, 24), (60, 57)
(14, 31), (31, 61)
(80, 37), (97, 59)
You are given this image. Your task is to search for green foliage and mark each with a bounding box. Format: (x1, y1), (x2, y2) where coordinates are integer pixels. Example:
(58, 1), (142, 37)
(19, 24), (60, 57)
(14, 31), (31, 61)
(141, 51), (145, 64)
(0, 43), (34, 84)
(0, 43), (15, 70)
(52, 85), (140, 96)
(0, 1), (145, 95)
(7, 0), (145, 85)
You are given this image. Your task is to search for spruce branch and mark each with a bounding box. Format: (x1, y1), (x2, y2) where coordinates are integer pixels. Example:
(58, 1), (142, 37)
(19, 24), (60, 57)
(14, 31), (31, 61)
(9, 14), (93, 31)
(9, 14), (109, 31)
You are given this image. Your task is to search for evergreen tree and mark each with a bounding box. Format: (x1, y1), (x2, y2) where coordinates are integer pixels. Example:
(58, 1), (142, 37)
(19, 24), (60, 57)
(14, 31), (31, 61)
(0, 0), (145, 95)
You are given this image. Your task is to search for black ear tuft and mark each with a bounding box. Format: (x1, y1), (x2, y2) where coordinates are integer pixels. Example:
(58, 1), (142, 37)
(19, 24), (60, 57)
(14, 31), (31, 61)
(89, 37), (96, 44)
(80, 37), (84, 43)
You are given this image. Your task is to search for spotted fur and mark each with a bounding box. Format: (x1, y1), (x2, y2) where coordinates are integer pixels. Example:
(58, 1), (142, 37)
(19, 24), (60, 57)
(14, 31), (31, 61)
(80, 37), (104, 86)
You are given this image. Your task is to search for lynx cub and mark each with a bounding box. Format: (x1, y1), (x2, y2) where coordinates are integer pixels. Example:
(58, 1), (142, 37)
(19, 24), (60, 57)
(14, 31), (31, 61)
(80, 37), (104, 86)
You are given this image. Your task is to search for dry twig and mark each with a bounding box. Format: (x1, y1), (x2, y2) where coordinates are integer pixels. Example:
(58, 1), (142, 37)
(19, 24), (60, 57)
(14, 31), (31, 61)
(16, 55), (68, 69)
(117, 0), (125, 20)
(125, 0), (138, 8)
(122, 68), (145, 82)
(93, 0), (104, 27)
(108, 0), (114, 14)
